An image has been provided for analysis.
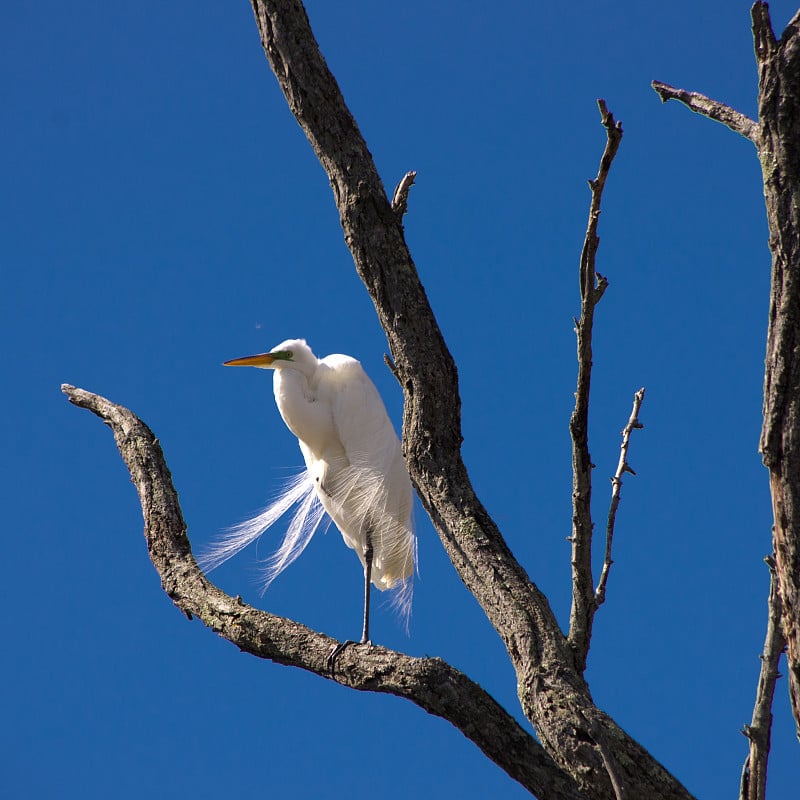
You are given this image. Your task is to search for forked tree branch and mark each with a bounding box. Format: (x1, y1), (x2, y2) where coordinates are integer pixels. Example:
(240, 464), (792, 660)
(739, 556), (786, 800)
(567, 100), (623, 675)
(60, 383), (588, 800)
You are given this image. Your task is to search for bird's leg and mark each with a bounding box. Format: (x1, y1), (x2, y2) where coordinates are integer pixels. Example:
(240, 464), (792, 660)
(361, 531), (374, 645)
(327, 531), (374, 673)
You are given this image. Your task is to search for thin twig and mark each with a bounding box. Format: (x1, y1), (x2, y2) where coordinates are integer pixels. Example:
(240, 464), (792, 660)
(584, 712), (626, 800)
(739, 756), (751, 800)
(739, 555), (785, 800)
(595, 388), (645, 607)
(651, 81), (759, 144)
(392, 170), (417, 219)
(384, 352), (401, 385)
(567, 99), (623, 675)
(595, 735), (626, 800)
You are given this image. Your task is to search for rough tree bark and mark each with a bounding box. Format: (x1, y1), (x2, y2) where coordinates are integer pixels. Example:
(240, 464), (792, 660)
(752, 4), (800, 742)
(62, 1), (800, 799)
(654, 0), (800, 761)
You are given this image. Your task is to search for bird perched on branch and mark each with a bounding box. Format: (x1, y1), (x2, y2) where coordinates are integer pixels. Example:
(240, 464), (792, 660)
(199, 339), (416, 645)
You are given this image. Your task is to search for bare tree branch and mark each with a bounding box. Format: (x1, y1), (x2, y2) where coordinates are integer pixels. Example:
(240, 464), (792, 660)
(567, 99), (623, 675)
(740, 556), (786, 800)
(590, 720), (627, 800)
(383, 351), (401, 383)
(392, 170), (417, 219)
(595, 388), (645, 608)
(651, 81), (759, 144)
(60, 383), (589, 800)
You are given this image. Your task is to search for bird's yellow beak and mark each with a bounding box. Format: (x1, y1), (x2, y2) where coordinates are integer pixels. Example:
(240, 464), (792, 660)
(223, 349), (294, 368)
(223, 353), (276, 368)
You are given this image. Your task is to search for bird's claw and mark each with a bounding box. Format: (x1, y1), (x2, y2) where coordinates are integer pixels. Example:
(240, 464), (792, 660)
(327, 638), (372, 673)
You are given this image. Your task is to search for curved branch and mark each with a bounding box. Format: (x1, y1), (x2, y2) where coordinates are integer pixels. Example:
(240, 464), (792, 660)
(61, 383), (587, 800)
(651, 80), (759, 144)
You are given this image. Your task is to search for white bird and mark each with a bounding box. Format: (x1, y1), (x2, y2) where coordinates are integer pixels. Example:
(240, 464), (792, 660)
(200, 339), (416, 646)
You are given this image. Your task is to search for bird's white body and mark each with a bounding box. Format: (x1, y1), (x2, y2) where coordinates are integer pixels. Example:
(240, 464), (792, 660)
(273, 346), (414, 590)
(200, 339), (415, 631)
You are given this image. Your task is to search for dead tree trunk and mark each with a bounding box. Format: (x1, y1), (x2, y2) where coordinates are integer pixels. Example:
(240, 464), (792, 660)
(752, 4), (800, 740)
(654, 2), (800, 748)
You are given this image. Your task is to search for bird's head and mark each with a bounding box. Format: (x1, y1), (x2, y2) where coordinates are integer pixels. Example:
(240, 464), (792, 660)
(224, 338), (317, 372)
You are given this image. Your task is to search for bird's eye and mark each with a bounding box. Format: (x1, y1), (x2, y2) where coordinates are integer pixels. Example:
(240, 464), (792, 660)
(285, 350), (293, 359)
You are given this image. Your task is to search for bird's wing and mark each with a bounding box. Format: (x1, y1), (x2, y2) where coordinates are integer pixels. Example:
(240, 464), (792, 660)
(324, 356), (397, 467)
(325, 354), (413, 532)
(321, 355), (415, 608)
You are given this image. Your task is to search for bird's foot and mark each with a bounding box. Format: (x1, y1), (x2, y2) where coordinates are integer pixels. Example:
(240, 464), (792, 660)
(327, 638), (372, 673)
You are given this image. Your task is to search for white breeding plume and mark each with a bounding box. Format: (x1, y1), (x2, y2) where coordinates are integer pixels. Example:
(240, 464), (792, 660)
(199, 339), (416, 643)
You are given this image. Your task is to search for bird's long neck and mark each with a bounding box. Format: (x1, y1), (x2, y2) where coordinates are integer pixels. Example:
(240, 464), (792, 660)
(272, 366), (336, 455)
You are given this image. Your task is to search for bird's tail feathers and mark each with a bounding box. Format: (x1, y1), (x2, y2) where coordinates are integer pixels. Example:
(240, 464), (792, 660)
(196, 471), (325, 588)
(386, 573), (414, 635)
(258, 475), (327, 594)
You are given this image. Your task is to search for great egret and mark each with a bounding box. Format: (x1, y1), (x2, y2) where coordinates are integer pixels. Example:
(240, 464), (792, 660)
(200, 339), (416, 646)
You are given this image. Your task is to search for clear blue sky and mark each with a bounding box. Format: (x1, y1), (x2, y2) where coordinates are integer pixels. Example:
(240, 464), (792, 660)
(4, 2), (797, 798)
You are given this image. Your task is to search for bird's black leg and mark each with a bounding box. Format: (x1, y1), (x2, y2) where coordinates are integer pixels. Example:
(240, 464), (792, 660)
(328, 531), (374, 673)
(361, 532), (374, 645)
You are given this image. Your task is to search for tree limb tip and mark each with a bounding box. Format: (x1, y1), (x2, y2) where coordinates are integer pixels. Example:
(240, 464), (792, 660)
(651, 80), (759, 143)
(597, 98), (623, 135)
(62, 383), (120, 422)
(392, 170), (417, 219)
